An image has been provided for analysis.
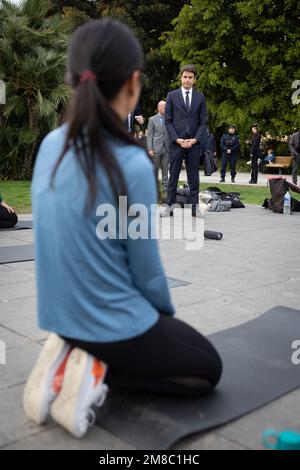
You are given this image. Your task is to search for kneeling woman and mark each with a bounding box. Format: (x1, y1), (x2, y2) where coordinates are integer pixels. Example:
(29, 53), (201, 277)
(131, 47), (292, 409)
(24, 18), (222, 439)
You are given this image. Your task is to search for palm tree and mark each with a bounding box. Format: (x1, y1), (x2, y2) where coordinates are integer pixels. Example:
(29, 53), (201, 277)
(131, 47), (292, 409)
(0, 0), (74, 179)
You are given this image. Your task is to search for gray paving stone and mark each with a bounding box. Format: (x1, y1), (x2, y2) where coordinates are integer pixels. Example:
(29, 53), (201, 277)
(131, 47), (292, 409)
(0, 269), (34, 285)
(0, 325), (32, 350)
(2, 424), (134, 450)
(2, 317), (47, 343)
(174, 431), (246, 450)
(0, 384), (55, 448)
(216, 389), (300, 450)
(0, 296), (36, 324)
(1, 205), (299, 449)
(171, 284), (222, 308)
(0, 237), (29, 247)
(0, 280), (36, 302)
(0, 341), (41, 390)
(4, 261), (35, 272)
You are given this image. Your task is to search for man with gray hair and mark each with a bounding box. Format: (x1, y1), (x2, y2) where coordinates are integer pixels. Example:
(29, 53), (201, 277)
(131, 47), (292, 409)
(147, 101), (170, 193)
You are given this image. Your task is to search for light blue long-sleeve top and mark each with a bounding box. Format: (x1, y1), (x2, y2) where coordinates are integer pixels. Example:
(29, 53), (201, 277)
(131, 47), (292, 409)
(32, 124), (175, 342)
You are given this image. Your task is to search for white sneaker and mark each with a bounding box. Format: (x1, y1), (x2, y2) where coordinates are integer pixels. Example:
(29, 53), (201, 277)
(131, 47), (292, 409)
(246, 160), (251, 166)
(50, 348), (108, 438)
(23, 334), (71, 425)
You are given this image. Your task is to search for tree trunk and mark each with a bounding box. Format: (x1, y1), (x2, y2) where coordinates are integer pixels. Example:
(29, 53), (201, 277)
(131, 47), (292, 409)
(21, 98), (38, 179)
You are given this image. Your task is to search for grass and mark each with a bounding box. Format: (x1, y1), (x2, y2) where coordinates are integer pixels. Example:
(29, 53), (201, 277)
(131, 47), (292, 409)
(0, 180), (31, 214)
(1, 179), (299, 214)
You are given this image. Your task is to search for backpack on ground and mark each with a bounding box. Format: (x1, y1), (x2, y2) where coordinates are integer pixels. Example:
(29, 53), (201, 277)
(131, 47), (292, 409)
(265, 177), (300, 213)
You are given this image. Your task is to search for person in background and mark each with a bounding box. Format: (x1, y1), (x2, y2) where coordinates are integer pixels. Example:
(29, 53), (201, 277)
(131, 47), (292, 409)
(163, 64), (208, 217)
(259, 148), (275, 172)
(289, 129), (300, 185)
(137, 130), (147, 148)
(147, 100), (170, 195)
(206, 129), (217, 158)
(0, 194), (18, 229)
(127, 102), (144, 134)
(249, 124), (262, 184)
(219, 125), (240, 183)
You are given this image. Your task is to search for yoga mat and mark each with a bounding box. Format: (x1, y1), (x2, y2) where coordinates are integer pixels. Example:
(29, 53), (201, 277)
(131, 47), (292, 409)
(0, 244), (34, 264)
(0, 220), (33, 231)
(96, 307), (300, 449)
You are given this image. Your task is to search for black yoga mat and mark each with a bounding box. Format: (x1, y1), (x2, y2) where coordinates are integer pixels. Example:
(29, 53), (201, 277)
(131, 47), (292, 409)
(0, 244), (34, 264)
(0, 220), (33, 231)
(96, 307), (300, 449)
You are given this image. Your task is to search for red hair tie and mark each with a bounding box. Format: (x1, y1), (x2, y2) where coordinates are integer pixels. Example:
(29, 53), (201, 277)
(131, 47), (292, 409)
(80, 70), (97, 83)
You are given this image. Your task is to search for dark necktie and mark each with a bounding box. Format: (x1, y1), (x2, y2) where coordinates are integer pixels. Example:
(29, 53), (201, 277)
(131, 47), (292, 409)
(185, 91), (190, 110)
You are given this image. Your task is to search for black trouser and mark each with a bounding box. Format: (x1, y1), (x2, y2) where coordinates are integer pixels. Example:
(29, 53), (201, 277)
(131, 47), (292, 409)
(62, 315), (222, 397)
(167, 143), (201, 211)
(258, 160), (268, 172)
(250, 155), (260, 183)
(0, 206), (18, 229)
(292, 156), (300, 185)
(220, 153), (237, 178)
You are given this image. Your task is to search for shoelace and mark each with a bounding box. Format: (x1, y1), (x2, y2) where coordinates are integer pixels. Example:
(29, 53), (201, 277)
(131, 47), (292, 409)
(79, 384), (109, 434)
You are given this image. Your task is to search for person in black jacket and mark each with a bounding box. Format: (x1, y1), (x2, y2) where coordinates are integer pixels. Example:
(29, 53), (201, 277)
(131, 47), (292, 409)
(127, 102), (144, 134)
(289, 129), (300, 185)
(219, 125), (240, 183)
(206, 130), (217, 158)
(0, 194), (18, 229)
(249, 124), (262, 184)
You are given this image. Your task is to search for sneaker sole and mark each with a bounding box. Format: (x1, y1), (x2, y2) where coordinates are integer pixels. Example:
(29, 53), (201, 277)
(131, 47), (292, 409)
(50, 348), (107, 438)
(23, 334), (70, 425)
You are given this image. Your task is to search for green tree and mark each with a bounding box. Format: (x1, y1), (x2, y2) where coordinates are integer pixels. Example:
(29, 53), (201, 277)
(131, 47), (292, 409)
(0, 0), (73, 179)
(163, 0), (300, 153)
(96, 0), (186, 119)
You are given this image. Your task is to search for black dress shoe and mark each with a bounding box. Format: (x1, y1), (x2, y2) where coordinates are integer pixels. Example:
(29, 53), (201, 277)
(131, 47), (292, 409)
(192, 208), (204, 218)
(249, 180), (257, 184)
(231, 177), (235, 183)
(219, 177), (225, 183)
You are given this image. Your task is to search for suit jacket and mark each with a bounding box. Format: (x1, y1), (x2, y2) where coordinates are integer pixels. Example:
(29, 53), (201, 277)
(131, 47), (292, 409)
(221, 133), (240, 156)
(128, 102), (143, 132)
(289, 131), (300, 158)
(165, 88), (207, 146)
(147, 113), (170, 155)
(250, 133), (262, 157)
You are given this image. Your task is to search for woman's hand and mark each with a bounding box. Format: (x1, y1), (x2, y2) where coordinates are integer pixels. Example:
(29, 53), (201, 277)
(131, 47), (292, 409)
(0, 200), (15, 213)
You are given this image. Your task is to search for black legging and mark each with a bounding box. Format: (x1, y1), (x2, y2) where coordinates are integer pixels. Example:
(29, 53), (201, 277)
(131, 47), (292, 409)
(0, 205), (18, 229)
(62, 315), (222, 397)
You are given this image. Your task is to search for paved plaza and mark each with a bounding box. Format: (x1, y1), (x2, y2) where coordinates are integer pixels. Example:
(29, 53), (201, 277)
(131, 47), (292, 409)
(0, 204), (300, 450)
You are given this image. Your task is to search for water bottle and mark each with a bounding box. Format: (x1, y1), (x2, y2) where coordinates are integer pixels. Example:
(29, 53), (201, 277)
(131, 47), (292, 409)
(283, 191), (291, 215)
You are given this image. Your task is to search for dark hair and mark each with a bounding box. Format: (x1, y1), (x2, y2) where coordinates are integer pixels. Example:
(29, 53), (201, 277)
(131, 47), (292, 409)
(180, 64), (197, 77)
(52, 18), (144, 211)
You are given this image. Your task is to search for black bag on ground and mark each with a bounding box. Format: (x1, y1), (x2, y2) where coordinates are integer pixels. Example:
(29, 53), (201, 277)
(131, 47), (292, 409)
(291, 198), (300, 212)
(176, 185), (191, 207)
(226, 192), (245, 209)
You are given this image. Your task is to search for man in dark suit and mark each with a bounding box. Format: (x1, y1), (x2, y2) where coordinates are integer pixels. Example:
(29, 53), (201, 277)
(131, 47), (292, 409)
(162, 64), (207, 217)
(127, 102), (144, 133)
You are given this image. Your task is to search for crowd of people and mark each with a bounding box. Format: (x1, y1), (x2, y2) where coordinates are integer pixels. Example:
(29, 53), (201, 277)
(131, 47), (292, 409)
(129, 107), (300, 189)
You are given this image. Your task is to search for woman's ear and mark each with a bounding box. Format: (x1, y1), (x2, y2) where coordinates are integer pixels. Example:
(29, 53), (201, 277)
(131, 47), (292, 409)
(129, 70), (141, 97)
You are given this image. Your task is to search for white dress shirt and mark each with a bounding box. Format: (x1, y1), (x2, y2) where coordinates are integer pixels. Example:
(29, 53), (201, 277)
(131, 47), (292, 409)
(181, 87), (193, 106)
